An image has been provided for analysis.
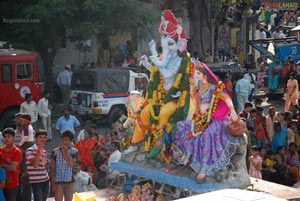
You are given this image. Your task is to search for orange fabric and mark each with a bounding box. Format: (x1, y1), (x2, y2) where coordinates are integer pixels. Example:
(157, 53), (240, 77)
(158, 101), (177, 129)
(291, 166), (300, 183)
(19, 117), (32, 124)
(131, 105), (151, 144)
(74, 138), (97, 172)
(254, 115), (266, 140)
(131, 101), (177, 144)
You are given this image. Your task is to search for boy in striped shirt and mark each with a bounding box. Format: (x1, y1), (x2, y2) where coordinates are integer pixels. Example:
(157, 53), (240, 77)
(26, 129), (49, 201)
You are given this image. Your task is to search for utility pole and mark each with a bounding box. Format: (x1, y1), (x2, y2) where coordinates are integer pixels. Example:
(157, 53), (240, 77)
(239, 11), (248, 67)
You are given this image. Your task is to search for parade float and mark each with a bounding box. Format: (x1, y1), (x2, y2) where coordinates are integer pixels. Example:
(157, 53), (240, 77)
(110, 10), (250, 198)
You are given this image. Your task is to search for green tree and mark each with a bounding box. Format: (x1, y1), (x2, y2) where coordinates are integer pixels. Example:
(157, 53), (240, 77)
(0, 0), (155, 91)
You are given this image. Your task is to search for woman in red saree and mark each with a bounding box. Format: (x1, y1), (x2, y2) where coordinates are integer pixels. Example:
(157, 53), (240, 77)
(74, 129), (97, 172)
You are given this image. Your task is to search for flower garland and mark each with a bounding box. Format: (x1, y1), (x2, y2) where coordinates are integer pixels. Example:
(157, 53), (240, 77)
(144, 55), (192, 158)
(189, 82), (226, 138)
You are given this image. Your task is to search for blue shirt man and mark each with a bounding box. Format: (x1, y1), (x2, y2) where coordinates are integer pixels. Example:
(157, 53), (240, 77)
(56, 66), (72, 87)
(56, 65), (73, 108)
(55, 108), (80, 135)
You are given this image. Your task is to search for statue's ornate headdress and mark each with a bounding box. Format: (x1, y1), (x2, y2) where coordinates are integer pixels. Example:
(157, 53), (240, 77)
(159, 10), (187, 52)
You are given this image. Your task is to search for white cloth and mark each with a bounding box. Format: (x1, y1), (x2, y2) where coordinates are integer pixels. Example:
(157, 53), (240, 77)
(272, 31), (281, 39)
(270, 14), (276, 26)
(37, 97), (51, 117)
(20, 101), (38, 123)
(0, 132), (3, 146)
(287, 128), (296, 147)
(77, 129), (85, 142)
(107, 150), (121, 179)
(243, 73), (256, 89)
(40, 116), (52, 139)
(74, 171), (91, 193)
(236, 95), (249, 114)
(38, 97), (52, 138)
(19, 125), (34, 146)
(191, 57), (198, 65)
(259, 31), (266, 40)
(279, 31), (286, 38)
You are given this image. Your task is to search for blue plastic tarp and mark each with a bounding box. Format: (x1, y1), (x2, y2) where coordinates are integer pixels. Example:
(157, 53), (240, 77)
(276, 44), (300, 63)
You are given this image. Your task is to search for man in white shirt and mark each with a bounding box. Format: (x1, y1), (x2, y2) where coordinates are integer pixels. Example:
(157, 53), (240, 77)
(107, 141), (121, 179)
(279, 26), (286, 38)
(37, 91), (52, 140)
(272, 27), (281, 39)
(20, 93), (38, 131)
(259, 28), (267, 49)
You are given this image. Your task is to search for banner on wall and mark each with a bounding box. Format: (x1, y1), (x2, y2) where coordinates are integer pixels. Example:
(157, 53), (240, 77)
(261, 0), (299, 9)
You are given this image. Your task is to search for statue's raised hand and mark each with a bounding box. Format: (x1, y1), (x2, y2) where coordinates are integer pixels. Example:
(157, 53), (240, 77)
(149, 40), (158, 57)
(139, 55), (152, 72)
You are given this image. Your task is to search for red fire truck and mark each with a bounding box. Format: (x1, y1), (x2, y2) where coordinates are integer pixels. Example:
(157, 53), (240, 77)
(0, 48), (44, 129)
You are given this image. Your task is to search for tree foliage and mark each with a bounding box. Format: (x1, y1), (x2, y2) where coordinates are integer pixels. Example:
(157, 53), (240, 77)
(0, 0), (156, 90)
(1, 0), (155, 46)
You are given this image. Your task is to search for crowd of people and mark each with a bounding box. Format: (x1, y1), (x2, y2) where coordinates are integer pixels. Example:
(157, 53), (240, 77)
(242, 101), (300, 187)
(257, 6), (300, 29)
(0, 88), (129, 201)
(188, 41), (300, 188)
(216, 49), (300, 187)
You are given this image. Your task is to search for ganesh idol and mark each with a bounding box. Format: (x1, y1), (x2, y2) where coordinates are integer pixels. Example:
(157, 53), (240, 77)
(123, 10), (194, 159)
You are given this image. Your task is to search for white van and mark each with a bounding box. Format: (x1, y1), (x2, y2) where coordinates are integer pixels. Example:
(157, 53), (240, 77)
(70, 68), (148, 125)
